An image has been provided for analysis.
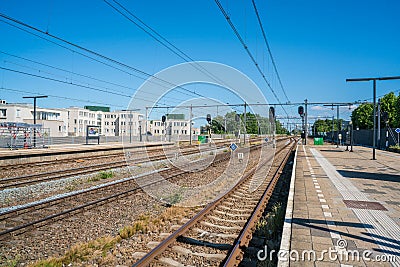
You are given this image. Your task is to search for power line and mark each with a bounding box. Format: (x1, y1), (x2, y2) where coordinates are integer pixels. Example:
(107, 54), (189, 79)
(1, 50), (133, 93)
(0, 66), (134, 98)
(0, 19), (201, 102)
(251, 0), (290, 103)
(0, 51), (191, 104)
(0, 87), (126, 108)
(0, 13), (215, 102)
(104, 0), (232, 89)
(213, 0), (288, 117)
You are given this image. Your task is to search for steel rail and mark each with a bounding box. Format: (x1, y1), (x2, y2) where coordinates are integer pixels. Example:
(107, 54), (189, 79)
(223, 138), (296, 266)
(0, 142), (267, 238)
(132, 138), (294, 266)
(0, 144), (228, 189)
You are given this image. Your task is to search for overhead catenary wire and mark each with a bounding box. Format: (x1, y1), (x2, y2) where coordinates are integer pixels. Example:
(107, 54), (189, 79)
(251, 0), (290, 103)
(0, 19), (208, 104)
(213, 0), (289, 117)
(0, 52), (192, 105)
(0, 66), (178, 108)
(0, 87), (126, 108)
(103, 0), (233, 89)
(0, 13), (216, 102)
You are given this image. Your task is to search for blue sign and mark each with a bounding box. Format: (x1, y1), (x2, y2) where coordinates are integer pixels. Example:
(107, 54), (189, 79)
(395, 128), (400, 134)
(265, 137), (269, 142)
(229, 143), (238, 151)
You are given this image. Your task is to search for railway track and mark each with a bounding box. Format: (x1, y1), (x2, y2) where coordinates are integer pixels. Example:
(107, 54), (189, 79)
(0, 139), (241, 171)
(0, 143), (227, 190)
(133, 138), (296, 266)
(0, 138), (267, 189)
(0, 141), (268, 240)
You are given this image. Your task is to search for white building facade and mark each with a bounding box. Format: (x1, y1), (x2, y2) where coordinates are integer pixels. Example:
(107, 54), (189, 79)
(0, 101), (68, 137)
(66, 107), (144, 137)
(147, 119), (190, 137)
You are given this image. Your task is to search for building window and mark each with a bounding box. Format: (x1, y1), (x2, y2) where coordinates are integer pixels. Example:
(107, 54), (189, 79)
(74, 119), (77, 124)
(59, 126), (62, 132)
(0, 109), (6, 118)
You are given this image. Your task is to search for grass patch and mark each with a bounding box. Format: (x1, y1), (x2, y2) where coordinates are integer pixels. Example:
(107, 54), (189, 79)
(255, 202), (285, 267)
(65, 180), (79, 192)
(255, 202), (285, 240)
(0, 255), (20, 267)
(30, 207), (189, 266)
(31, 236), (120, 267)
(118, 214), (150, 239)
(87, 170), (114, 182)
(163, 188), (186, 206)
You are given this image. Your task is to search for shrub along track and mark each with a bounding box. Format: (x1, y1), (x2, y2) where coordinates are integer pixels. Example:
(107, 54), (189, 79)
(132, 138), (296, 266)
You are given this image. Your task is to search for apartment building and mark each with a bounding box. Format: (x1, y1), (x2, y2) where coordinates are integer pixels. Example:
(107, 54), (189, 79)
(147, 114), (190, 137)
(67, 107), (101, 136)
(67, 107), (144, 137)
(0, 100), (68, 137)
(114, 111), (144, 137)
(1, 100), (193, 139)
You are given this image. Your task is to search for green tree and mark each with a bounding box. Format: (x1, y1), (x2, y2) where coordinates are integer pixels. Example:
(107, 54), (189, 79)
(394, 93), (400, 127)
(351, 103), (373, 129)
(380, 92), (398, 128)
(313, 119), (343, 133)
(275, 120), (288, 134)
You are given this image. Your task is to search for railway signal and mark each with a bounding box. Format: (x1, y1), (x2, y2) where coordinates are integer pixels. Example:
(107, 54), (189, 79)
(298, 106), (304, 117)
(269, 106), (275, 121)
(206, 114), (212, 124)
(161, 115), (166, 123)
(235, 113), (240, 122)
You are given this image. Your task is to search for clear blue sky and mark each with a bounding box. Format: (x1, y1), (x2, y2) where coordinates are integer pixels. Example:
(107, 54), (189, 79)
(1, 0), (399, 122)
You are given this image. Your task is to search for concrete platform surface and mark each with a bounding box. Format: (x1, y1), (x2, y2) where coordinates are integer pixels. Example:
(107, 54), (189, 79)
(0, 141), (173, 159)
(280, 144), (400, 267)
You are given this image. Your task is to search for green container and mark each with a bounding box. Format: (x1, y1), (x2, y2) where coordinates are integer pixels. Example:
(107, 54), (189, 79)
(198, 135), (208, 144)
(314, 137), (324, 145)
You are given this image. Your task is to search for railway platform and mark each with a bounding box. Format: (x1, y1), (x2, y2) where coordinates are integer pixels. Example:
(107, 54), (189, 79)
(0, 141), (173, 165)
(279, 144), (400, 267)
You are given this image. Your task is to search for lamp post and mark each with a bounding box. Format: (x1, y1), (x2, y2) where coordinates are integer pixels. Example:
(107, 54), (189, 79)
(350, 120), (354, 152)
(139, 120), (142, 142)
(346, 75), (400, 160)
(23, 95), (48, 148)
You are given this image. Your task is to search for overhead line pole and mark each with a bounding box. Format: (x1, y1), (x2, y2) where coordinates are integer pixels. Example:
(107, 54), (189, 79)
(304, 99), (308, 145)
(346, 75), (400, 160)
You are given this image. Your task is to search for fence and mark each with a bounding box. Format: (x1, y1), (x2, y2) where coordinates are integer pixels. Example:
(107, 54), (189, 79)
(323, 129), (398, 149)
(0, 126), (50, 149)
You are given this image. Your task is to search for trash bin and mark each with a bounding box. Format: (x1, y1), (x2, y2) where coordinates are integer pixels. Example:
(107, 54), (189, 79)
(314, 137), (323, 145)
(198, 135), (208, 144)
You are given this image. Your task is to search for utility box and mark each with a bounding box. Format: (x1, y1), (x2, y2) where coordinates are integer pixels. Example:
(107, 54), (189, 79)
(314, 137), (324, 145)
